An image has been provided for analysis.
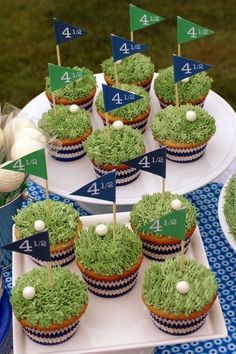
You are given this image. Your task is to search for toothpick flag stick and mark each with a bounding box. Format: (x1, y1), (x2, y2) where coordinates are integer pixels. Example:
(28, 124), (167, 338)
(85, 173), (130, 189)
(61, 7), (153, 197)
(177, 16), (214, 57)
(53, 18), (87, 66)
(70, 171), (117, 239)
(129, 4), (165, 42)
(114, 62), (119, 88)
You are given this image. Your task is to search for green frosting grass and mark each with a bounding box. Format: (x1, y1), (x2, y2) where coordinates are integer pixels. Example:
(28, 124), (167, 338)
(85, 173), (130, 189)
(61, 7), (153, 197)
(13, 200), (80, 246)
(96, 84), (150, 120)
(45, 66), (96, 100)
(130, 192), (197, 237)
(83, 125), (144, 166)
(224, 173), (236, 240)
(154, 66), (213, 103)
(75, 223), (142, 275)
(11, 267), (88, 327)
(143, 257), (217, 315)
(39, 105), (92, 140)
(151, 104), (216, 144)
(101, 53), (154, 84)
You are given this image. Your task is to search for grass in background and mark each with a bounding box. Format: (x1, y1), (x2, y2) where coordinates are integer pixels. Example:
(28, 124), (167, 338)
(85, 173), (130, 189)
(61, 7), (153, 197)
(0, 0), (235, 109)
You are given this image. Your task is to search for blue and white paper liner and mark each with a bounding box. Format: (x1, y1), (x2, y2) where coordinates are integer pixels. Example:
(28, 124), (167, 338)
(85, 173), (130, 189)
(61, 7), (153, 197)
(93, 164), (140, 186)
(159, 99), (205, 109)
(159, 143), (207, 163)
(31, 244), (75, 267)
(149, 311), (208, 335)
(49, 96), (94, 111)
(47, 141), (86, 162)
(101, 115), (149, 133)
(81, 271), (138, 298)
(141, 237), (191, 261)
(22, 318), (80, 345)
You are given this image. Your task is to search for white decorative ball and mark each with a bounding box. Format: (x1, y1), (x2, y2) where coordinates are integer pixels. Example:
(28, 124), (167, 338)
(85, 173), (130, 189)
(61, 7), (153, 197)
(181, 77), (190, 83)
(176, 280), (190, 294)
(11, 138), (43, 160)
(95, 224), (108, 236)
(34, 220), (46, 232)
(0, 161), (25, 193)
(0, 129), (4, 149)
(69, 104), (79, 113)
(4, 116), (36, 147)
(14, 128), (46, 146)
(186, 111), (197, 122)
(116, 60), (122, 65)
(112, 120), (124, 130)
(171, 199), (183, 211)
(23, 286), (36, 300)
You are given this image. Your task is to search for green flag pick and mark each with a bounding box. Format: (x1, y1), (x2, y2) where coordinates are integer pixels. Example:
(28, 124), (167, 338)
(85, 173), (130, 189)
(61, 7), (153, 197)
(2, 149), (48, 180)
(137, 208), (187, 241)
(48, 63), (86, 92)
(130, 4), (165, 32)
(177, 16), (214, 44)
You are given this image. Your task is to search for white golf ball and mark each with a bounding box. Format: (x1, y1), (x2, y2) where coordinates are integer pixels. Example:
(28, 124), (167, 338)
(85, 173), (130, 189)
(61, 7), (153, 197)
(4, 116), (36, 147)
(22, 286), (36, 300)
(181, 77), (190, 83)
(11, 138), (43, 160)
(176, 280), (190, 294)
(112, 120), (124, 130)
(171, 199), (183, 211)
(116, 60), (122, 65)
(69, 104), (79, 113)
(186, 111), (197, 122)
(14, 128), (46, 146)
(0, 161), (25, 193)
(34, 220), (46, 232)
(95, 224), (108, 236)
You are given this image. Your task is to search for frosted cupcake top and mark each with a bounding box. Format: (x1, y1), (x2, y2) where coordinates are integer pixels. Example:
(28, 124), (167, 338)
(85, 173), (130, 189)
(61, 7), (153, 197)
(224, 174), (236, 240)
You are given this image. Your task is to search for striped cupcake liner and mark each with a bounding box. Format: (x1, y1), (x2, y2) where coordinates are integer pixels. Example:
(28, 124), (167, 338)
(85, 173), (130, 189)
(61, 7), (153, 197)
(93, 164), (140, 186)
(142, 81), (152, 92)
(149, 311), (208, 335)
(31, 244), (75, 267)
(101, 115), (149, 133)
(81, 271), (138, 298)
(47, 141), (86, 162)
(142, 237), (191, 261)
(159, 143), (207, 163)
(159, 99), (205, 110)
(22, 318), (80, 345)
(49, 96), (94, 111)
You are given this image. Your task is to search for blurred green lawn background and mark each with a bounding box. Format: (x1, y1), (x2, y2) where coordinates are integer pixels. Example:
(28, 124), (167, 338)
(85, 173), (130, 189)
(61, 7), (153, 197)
(0, 0), (235, 109)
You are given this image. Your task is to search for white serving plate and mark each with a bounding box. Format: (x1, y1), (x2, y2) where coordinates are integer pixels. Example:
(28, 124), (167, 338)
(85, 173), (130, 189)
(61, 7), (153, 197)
(218, 174), (236, 251)
(22, 74), (236, 214)
(13, 212), (227, 354)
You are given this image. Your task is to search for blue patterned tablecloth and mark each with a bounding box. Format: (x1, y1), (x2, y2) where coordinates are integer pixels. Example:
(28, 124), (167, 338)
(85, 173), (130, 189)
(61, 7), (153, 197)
(3, 181), (236, 354)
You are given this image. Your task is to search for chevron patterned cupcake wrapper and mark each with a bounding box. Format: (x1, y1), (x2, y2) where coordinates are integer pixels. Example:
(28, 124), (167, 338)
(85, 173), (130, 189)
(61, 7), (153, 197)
(47, 140), (87, 162)
(149, 311), (208, 335)
(159, 143), (208, 163)
(22, 318), (80, 345)
(141, 237), (191, 261)
(31, 244), (75, 267)
(81, 270), (139, 298)
(93, 164), (140, 186)
(159, 99), (205, 109)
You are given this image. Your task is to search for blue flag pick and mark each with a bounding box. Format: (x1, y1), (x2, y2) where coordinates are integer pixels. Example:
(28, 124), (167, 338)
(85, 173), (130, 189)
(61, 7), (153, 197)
(53, 18), (87, 45)
(102, 84), (143, 112)
(2, 231), (51, 261)
(111, 34), (148, 62)
(173, 55), (212, 83)
(70, 171), (116, 203)
(124, 147), (166, 178)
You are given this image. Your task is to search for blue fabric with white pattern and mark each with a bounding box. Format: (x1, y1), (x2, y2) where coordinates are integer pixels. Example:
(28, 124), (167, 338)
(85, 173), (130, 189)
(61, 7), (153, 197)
(3, 181), (236, 353)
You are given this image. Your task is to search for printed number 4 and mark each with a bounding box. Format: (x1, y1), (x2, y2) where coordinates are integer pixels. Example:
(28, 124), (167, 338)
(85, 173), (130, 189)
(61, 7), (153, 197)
(19, 240), (33, 253)
(62, 27), (72, 38)
(181, 63), (191, 75)
(112, 93), (122, 105)
(140, 14), (149, 26)
(187, 27), (197, 38)
(61, 71), (71, 83)
(119, 43), (129, 55)
(87, 182), (100, 196)
(150, 220), (162, 233)
(13, 159), (25, 172)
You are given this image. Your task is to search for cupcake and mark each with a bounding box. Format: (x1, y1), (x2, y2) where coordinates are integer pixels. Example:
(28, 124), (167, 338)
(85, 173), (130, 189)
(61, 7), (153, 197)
(13, 200), (82, 266)
(142, 257), (217, 335)
(101, 53), (155, 92)
(154, 66), (213, 108)
(96, 84), (151, 133)
(38, 105), (92, 162)
(223, 173), (236, 241)
(83, 124), (145, 185)
(151, 105), (216, 163)
(130, 192), (197, 261)
(11, 267), (88, 344)
(45, 66), (96, 110)
(75, 223), (143, 297)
